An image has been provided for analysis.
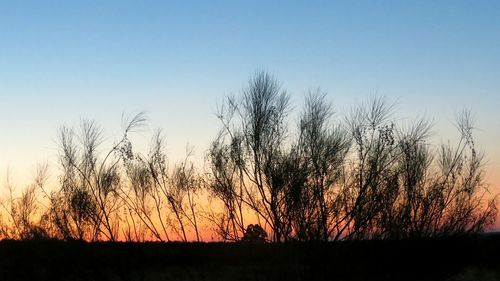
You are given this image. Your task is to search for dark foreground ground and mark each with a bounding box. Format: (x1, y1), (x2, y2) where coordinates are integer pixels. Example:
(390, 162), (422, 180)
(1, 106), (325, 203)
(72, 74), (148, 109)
(1, 234), (500, 281)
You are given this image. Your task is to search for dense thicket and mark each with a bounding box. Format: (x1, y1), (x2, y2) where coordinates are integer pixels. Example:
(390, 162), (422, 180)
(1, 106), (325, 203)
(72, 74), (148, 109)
(0, 72), (496, 242)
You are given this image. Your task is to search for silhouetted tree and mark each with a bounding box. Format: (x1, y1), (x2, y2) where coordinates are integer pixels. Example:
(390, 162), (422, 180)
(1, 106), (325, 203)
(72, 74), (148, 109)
(0, 164), (49, 240)
(209, 71), (293, 242)
(170, 150), (202, 241)
(119, 131), (203, 242)
(47, 113), (146, 241)
(118, 131), (172, 242)
(289, 91), (350, 241)
(340, 101), (497, 239)
(206, 126), (246, 241)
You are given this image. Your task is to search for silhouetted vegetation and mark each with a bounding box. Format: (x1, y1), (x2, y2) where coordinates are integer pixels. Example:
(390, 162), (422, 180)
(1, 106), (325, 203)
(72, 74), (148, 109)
(206, 71), (497, 242)
(0, 71), (496, 243)
(241, 224), (268, 243)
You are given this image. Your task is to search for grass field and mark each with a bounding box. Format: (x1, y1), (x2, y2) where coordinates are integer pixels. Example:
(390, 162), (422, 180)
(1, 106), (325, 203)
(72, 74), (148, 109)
(1, 234), (499, 281)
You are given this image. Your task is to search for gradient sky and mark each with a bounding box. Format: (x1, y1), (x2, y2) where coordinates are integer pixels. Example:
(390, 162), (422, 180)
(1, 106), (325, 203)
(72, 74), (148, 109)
(0, 1), (499, 198)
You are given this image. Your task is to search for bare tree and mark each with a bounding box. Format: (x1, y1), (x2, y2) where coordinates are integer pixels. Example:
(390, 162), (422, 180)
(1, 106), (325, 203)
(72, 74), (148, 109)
(47, 113), (146, 241)
(0, 164), (49, 239)
(208, 71), (292, 242)
(206, 125), (247, 241)
(432, 110), (496, 235)
(289, 91), (350, 241)
(170, 150), (202, 242)
(118, 133), (171, 242)
(119, 131), (204, 242)
(339, 101), (497, 240)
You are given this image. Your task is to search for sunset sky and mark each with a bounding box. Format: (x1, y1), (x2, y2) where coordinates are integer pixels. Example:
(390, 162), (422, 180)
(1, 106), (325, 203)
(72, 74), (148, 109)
(0, 1), (499, 223)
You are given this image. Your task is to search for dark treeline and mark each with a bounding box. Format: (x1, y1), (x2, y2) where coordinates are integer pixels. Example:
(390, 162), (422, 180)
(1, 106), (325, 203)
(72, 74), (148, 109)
(0, 71), (496, 242)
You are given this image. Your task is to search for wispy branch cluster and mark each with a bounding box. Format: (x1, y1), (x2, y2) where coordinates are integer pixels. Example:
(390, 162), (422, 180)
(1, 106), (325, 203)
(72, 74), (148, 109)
(0, 72), (496, 242)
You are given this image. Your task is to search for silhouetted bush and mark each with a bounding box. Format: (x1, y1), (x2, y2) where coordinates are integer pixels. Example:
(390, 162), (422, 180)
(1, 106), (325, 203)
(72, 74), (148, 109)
(241, 224), (267, 243)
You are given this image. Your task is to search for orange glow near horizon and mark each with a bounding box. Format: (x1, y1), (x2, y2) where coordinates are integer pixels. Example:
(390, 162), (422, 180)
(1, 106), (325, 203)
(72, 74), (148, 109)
(0, 169), (499, 242)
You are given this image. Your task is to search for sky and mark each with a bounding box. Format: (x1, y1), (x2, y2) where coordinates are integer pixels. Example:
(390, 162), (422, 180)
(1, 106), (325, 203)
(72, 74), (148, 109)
(0, 1), (499, 202)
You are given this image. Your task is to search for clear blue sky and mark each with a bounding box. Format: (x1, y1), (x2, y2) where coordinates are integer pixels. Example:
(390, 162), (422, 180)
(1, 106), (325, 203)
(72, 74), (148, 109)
(1, 1), (499, 188)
